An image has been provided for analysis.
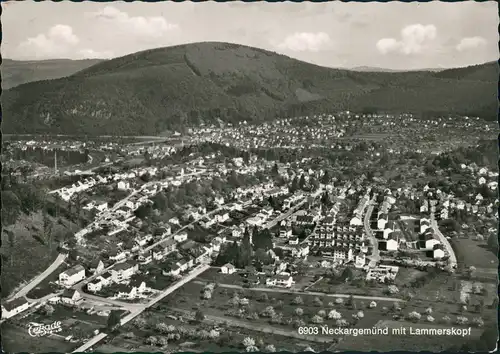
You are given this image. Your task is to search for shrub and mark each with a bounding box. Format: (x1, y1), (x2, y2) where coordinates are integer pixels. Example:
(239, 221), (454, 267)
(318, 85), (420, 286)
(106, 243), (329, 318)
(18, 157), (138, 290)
(472, 317), (484, 327)
(311, 315), (324, 324)
(292, 296), (303, 305)
(318, 310), (326, 317)
(387, 285), (399, 294)
(357, 311), (364, 318)
(425, 307), (433, 315)
(261, 306), (275, 318)
(295, 308), (304, 316)
(336, 319), (348, 327)
(427, 315), (435, 323)
(441, 315), (451, 324)
(369, 301), (377, 308)
(264, 344), (276, 352)
(407, 311), (421, 322)
(328, 310), (342, 320)
(243, 337), (256, 347)
(456, 316), (469, 325)
(313, 297), (323, 307)
(259, 293), (269, 302)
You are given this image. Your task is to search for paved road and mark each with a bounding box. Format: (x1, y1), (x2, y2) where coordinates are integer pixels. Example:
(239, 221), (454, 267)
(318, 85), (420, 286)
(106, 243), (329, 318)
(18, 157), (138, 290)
(263, 188), (323, 230)
(430, 214), (457, 269)
(364, 201), (380, 266)
(171, 307), (333, 344)
(193, 280), (405, 302)
(73, 264), (210, 353)
(10, 253), (68, 300)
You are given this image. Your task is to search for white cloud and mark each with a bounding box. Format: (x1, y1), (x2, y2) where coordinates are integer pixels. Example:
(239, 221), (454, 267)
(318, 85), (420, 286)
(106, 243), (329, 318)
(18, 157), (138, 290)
(376, 38), (401, 55)
(456, 36), (487, 52)
(78, 48), (114, 59)
(16, 24), (80, 59)
(276, 32), (332, 52)
(376, 24), (437, 55)
(91, 6), (179, 39)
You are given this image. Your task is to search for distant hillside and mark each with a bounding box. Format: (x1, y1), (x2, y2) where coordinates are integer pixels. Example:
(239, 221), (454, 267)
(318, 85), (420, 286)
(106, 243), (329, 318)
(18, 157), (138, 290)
(2, 42), (497, 135)
(351, 66), (444, 72)
(1, 58), (104, 89)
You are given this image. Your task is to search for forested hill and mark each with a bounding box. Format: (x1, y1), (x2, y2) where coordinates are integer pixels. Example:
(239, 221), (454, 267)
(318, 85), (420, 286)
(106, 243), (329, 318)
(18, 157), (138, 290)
(2, 42), (497, 135)
(2, 58), (104, 89)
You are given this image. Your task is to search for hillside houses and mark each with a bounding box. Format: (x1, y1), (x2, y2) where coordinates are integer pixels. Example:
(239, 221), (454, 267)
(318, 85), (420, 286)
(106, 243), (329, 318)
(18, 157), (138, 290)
(1, 298), (31, 319)
(59, 265), (86, 287)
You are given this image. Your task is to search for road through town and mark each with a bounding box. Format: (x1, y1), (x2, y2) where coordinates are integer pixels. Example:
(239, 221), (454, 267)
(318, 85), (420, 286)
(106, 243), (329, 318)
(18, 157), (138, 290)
(364, 200), (380, 266)
(10, 253), (68, 300)
(72, 264), (210, 353)
(430, 214), (457, 269)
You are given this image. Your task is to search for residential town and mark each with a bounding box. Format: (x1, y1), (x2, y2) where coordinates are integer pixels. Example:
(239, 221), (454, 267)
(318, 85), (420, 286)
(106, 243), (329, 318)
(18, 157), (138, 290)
(2, 111), (498, 353)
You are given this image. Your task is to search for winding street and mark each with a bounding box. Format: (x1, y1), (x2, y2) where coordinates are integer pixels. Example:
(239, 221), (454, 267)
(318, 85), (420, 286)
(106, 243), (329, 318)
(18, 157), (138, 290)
(363, 199), (380, 266)
(429, 214), (457, 269)
(10, 253), (68, 300)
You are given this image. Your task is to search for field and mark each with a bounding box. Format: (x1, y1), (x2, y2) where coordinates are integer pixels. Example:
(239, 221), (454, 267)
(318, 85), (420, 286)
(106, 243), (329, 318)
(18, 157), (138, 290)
(156, 279), (399, 335)
(450, 237), (498, 273)
(101, 306), (334, 353)
(335, 319), (484, 351)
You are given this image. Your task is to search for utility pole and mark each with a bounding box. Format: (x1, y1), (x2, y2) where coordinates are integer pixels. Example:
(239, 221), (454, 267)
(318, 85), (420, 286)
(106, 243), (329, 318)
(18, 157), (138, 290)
(54, 150), (58, 174)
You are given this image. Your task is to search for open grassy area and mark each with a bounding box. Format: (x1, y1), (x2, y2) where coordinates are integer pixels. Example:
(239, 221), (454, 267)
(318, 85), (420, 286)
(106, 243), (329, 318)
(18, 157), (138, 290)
(156, 279), (398, 335)
(450, 237), (498, 272)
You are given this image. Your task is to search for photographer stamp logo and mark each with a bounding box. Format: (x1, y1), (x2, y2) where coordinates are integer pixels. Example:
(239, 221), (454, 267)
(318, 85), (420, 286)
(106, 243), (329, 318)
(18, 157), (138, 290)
(28, 321), (63, 337)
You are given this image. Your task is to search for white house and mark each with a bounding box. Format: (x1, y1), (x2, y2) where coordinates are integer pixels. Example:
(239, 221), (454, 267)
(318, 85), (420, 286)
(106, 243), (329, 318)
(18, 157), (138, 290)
(221, 263), (236, 274)
(1, 298), (30, 319)
(419, 233), (440, 250)
(95, 201), (109, 212)
(117, 181), (130, 191)
(59, 265), (86, 287)
(419, 218), (430, 233)
(174, 232), (188, 243)
(266, 274), (293, 288)
(433, 248), (445, 260)
(61, 289), (82, 306)
(87, 278), (103, 293)
(355, 253), (366, 268)
(110, 262), (139, 282)
(89, 259), (105, 275)
(350, 216), (363, 226)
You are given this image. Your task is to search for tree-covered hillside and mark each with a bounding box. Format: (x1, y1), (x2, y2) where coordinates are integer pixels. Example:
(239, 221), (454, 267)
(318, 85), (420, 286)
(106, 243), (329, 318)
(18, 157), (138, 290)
(2, 42), (497, 135)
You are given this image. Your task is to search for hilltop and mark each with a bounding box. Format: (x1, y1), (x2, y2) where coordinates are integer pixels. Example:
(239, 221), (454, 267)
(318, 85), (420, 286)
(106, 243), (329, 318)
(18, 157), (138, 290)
(1, 58), (104, 90)
(1, 42), (497, 135)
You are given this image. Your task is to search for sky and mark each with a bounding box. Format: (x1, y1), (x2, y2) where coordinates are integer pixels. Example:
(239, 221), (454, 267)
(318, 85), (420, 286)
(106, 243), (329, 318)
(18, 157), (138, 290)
(2, 1), (498, 70)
